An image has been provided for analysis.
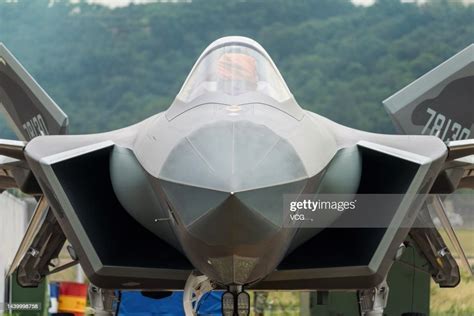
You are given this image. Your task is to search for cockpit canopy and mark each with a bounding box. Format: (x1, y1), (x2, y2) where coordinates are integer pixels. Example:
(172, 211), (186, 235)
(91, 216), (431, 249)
(177, 37), (292, 102)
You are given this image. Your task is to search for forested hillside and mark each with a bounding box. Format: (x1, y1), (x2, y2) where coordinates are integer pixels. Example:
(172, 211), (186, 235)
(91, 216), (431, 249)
(0, 0), (473, 136)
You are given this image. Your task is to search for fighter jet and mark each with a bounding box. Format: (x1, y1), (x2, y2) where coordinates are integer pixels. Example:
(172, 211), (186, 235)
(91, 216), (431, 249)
(0, 37), (473, 315)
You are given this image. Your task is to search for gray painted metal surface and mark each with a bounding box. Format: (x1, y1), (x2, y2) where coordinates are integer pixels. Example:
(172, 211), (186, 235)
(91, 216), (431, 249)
(384, 44), (473, 142)
(0, 37), (472, 292)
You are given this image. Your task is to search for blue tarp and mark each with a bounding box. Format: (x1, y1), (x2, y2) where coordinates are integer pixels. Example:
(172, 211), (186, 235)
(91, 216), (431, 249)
(118, 291), (222, 316)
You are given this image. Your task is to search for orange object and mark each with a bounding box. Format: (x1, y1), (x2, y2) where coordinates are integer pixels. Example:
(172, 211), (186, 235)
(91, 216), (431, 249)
(217, 53), (257, 83)
(58, 282), (88, 316)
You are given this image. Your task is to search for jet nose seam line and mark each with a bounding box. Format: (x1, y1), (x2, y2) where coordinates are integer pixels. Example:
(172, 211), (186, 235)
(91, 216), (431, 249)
(185, 136), (216, 174)
(250, 137), (282, 172)
(232, 121), (235, 175)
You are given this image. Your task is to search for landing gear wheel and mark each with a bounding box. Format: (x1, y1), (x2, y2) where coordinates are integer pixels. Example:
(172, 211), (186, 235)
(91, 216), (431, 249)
(222, 285), (250, 316)
(237, 291), (250, 316)
(222, 292), (235, 316)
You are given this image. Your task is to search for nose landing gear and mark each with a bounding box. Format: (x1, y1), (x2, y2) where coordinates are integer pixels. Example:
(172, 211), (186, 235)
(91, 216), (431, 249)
(222, 285), (250, 316)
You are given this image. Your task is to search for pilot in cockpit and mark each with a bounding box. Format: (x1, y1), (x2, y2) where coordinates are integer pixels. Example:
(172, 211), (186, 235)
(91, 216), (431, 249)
(179, 44), (289, 102)
(186, 51), (260, 100)
(216, 52), (258, 96)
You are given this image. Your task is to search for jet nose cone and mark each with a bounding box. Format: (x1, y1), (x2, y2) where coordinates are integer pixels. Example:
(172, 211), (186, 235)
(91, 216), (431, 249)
(155, 119), (313, 285)
(159, 179), (308, 285)
(158, 120), (308, 192)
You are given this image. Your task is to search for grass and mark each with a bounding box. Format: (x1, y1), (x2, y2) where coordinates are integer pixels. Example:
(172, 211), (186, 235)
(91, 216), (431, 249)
(248, 272), (474, 316)
(430, 228), (474, 316)
(248, 291), (300, 316)
(431, 271), (474, 316)
(261, 292), (300, 315)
